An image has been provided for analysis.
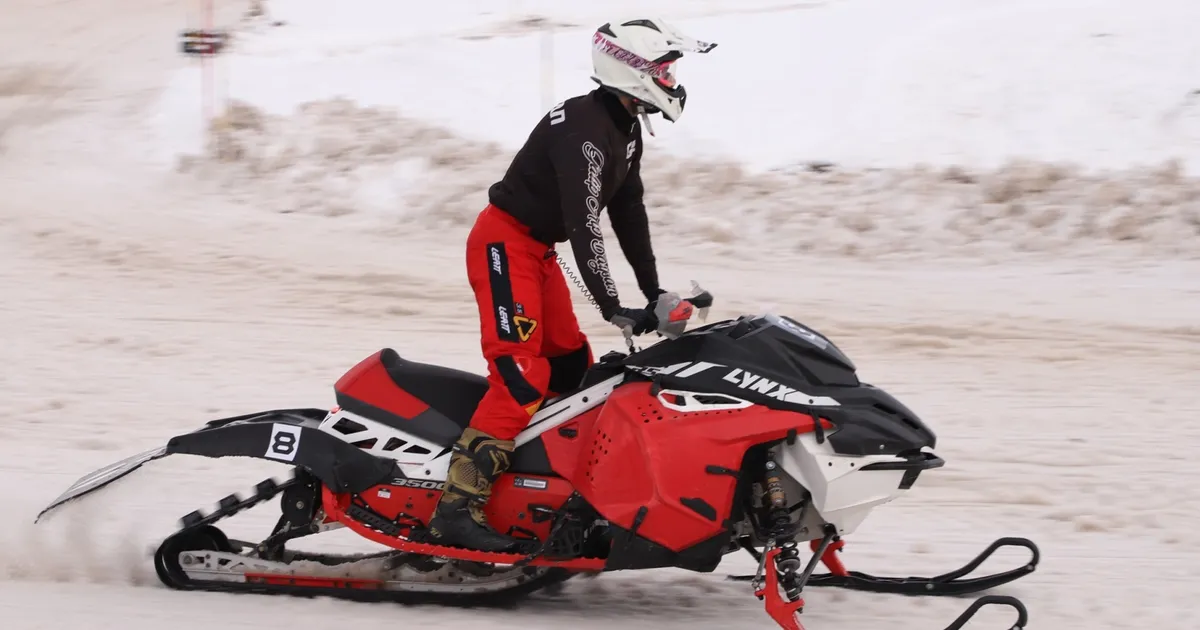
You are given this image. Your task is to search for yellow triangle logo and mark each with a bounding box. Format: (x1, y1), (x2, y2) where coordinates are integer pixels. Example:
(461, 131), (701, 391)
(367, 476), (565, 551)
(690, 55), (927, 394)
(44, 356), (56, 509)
(513, 315), (537, 342)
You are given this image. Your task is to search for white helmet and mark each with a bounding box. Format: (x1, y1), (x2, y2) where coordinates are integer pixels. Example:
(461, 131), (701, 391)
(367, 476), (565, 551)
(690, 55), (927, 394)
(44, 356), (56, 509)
(590, 18), (717, 124)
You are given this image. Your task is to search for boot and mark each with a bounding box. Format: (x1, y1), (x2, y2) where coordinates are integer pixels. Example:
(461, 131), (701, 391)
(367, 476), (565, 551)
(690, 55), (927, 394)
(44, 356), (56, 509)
(423, 427), (537, 553)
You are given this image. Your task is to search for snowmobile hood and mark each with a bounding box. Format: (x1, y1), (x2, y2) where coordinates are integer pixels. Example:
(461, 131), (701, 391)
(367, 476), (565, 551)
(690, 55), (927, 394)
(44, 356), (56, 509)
(618, 313), (937, 456)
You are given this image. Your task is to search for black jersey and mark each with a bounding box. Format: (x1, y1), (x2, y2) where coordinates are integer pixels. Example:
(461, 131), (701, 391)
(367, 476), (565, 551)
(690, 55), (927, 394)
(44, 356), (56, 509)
(487, 88), (658, 318)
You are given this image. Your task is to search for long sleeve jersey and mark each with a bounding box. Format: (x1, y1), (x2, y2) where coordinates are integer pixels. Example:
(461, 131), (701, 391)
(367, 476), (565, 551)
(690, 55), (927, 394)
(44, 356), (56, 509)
(487, 88), (659, 318)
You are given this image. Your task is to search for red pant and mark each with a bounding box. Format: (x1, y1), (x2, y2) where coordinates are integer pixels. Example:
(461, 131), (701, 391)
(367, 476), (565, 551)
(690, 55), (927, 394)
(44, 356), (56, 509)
(465, 204), (593, 440)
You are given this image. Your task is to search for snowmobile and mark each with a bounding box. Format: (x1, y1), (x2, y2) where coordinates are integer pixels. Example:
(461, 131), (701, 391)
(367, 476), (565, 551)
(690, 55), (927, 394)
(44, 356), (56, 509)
(36, 287), (1038, 630)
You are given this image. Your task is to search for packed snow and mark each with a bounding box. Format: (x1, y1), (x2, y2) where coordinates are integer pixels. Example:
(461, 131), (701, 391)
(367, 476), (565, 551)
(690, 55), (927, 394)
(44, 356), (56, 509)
(2, 1), (1199, 629)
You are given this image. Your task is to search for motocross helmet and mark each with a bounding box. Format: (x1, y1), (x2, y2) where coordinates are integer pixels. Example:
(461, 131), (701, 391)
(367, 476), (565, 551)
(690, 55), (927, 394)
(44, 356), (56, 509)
(590, 18), (717, 123)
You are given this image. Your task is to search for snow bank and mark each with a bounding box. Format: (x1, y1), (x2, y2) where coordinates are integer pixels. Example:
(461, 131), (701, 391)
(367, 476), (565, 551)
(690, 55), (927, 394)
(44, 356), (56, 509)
(179, 98), (1200, 261)
(155, 0), (1200, 173)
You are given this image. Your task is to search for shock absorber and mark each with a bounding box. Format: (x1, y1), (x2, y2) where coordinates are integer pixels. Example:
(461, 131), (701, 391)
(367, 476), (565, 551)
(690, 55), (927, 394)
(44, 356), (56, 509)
(762, 456), (791, 533)
(762, 456), (803, 600)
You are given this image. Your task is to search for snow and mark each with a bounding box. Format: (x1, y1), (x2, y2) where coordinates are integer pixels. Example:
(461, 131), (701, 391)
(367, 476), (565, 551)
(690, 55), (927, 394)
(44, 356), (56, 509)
(156, 0), (1200, 173)
(2, 0), (1199, 629)
(154, 0), (1200, 262)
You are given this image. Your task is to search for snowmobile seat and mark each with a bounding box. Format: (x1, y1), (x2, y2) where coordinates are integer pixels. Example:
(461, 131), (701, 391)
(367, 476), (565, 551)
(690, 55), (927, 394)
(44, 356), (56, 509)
(378, 349), (558, 477)
(379, 348), (487, 431)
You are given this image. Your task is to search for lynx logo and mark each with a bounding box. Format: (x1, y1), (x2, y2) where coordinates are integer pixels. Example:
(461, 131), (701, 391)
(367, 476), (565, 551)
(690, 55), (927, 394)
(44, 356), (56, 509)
(723, 368), (796, 400)
(721, 367), (840, 406)
(393, 478), (445, 490)
(624, 361), (841, 407)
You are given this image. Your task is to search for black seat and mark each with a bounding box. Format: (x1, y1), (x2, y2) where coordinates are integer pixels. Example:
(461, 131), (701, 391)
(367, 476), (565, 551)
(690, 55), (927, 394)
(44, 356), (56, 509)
(377, 349), (556, 476)
(379, 348), (487, 431)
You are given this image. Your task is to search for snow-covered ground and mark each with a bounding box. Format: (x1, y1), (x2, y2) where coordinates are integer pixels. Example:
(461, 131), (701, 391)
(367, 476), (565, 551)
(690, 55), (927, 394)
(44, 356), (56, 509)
(2, 0), (1198, 629)
(148, 0), (1200, 262)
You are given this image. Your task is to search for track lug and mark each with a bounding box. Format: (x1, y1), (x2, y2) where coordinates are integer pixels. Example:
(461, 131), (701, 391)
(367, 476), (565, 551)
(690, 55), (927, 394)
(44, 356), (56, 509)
(180, 510), (206, 528)
(218, 494), (242, 510)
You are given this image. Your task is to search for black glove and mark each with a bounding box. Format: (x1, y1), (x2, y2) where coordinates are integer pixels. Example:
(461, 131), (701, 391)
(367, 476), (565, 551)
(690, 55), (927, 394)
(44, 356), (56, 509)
(645, 287), (667, 312)
(607, 306), (658, 336)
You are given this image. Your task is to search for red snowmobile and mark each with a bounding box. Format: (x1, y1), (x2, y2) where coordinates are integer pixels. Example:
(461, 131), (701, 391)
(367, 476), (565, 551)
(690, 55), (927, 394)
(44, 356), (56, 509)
(36, 288), (1038, 630)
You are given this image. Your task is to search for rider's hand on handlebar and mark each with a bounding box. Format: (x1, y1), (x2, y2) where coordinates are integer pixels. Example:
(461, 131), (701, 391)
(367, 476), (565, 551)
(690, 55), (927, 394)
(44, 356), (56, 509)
(645, 287), (668, 309)
(606, 306), (658, 336)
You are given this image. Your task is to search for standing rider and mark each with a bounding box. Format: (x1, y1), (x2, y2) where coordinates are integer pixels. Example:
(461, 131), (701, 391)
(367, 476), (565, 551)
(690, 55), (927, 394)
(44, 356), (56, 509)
(423, 18), (717, 553)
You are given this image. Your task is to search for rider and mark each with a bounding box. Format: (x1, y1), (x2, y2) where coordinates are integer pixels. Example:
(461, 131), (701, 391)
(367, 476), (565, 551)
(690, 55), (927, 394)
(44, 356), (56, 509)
(423, 18), (717, 553)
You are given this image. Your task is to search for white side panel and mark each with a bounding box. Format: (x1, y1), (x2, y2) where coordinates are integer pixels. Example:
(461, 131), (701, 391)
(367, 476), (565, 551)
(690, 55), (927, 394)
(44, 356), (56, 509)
(778, 434), (912, 536)
(317, 410), (450, 480)
(316, 374), (625, 481)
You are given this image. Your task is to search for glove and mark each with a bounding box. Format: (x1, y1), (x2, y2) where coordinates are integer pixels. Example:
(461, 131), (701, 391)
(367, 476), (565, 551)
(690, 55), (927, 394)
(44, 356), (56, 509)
(607, 306), (658, 336)
(645, 287), (667, 312)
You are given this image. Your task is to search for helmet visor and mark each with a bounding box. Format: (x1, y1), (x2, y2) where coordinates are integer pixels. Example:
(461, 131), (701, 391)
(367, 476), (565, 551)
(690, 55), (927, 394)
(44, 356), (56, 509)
(653, 60), (678, 90)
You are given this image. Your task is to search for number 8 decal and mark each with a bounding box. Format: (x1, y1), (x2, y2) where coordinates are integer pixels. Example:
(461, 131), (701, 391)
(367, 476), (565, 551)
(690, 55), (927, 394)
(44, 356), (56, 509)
(265, 423), (302, 462)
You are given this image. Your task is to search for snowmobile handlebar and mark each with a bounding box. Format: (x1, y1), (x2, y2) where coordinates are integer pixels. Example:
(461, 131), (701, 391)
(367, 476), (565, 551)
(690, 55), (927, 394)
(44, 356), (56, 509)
(686, 289), (714, 310)
(620, 282), (714, 351)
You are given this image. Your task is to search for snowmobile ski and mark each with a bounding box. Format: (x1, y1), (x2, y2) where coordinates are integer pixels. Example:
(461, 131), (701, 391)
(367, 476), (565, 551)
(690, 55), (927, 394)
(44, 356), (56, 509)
(730, 536), (1039, 596)
(733, 533), (1035, 629)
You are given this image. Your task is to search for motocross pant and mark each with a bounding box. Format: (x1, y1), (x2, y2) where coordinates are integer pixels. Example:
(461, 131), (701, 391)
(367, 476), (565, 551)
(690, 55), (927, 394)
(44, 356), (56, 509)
(464, 203), (594, 441)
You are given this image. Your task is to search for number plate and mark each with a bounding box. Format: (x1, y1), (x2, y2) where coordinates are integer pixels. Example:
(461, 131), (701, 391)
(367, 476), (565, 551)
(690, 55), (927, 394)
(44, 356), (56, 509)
(265, 423), (302, 462)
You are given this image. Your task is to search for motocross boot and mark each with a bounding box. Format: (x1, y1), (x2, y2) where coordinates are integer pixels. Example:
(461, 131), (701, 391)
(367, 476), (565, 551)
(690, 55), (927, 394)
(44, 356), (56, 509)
(423, 427), (536, 553)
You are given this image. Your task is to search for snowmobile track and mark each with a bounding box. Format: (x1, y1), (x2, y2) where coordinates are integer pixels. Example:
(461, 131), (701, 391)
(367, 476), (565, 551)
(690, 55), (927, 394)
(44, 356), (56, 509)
(152, 472), (575, 607)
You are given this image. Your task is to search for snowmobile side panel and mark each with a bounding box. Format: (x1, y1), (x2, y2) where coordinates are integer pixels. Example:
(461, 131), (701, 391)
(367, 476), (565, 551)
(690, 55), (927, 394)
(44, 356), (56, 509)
(165, 409), (402, 493)
(35, 445), (169, 522)
(778, 433), (929, 537)
(558, 381), (828, 560)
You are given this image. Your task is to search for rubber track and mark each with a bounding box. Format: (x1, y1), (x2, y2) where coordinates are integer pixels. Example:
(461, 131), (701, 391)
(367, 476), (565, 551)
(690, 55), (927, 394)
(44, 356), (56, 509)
(152, 473), (574, 606)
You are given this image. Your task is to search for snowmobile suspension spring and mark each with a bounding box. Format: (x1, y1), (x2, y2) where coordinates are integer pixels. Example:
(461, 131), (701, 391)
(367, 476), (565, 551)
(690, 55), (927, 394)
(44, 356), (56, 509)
(775, 542), (804, 601)
(762, 457), (790, 532)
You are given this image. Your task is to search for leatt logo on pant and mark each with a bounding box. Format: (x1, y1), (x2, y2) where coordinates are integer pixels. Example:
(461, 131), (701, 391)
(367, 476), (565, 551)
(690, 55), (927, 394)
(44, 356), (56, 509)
(490, 246), (503, 274)
(485, 242), (519, 342)
(497, 305), (512, 335)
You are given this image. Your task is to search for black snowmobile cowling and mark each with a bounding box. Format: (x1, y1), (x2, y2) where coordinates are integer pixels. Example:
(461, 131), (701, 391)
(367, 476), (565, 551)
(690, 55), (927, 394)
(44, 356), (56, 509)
(619, 313), (938, 457)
